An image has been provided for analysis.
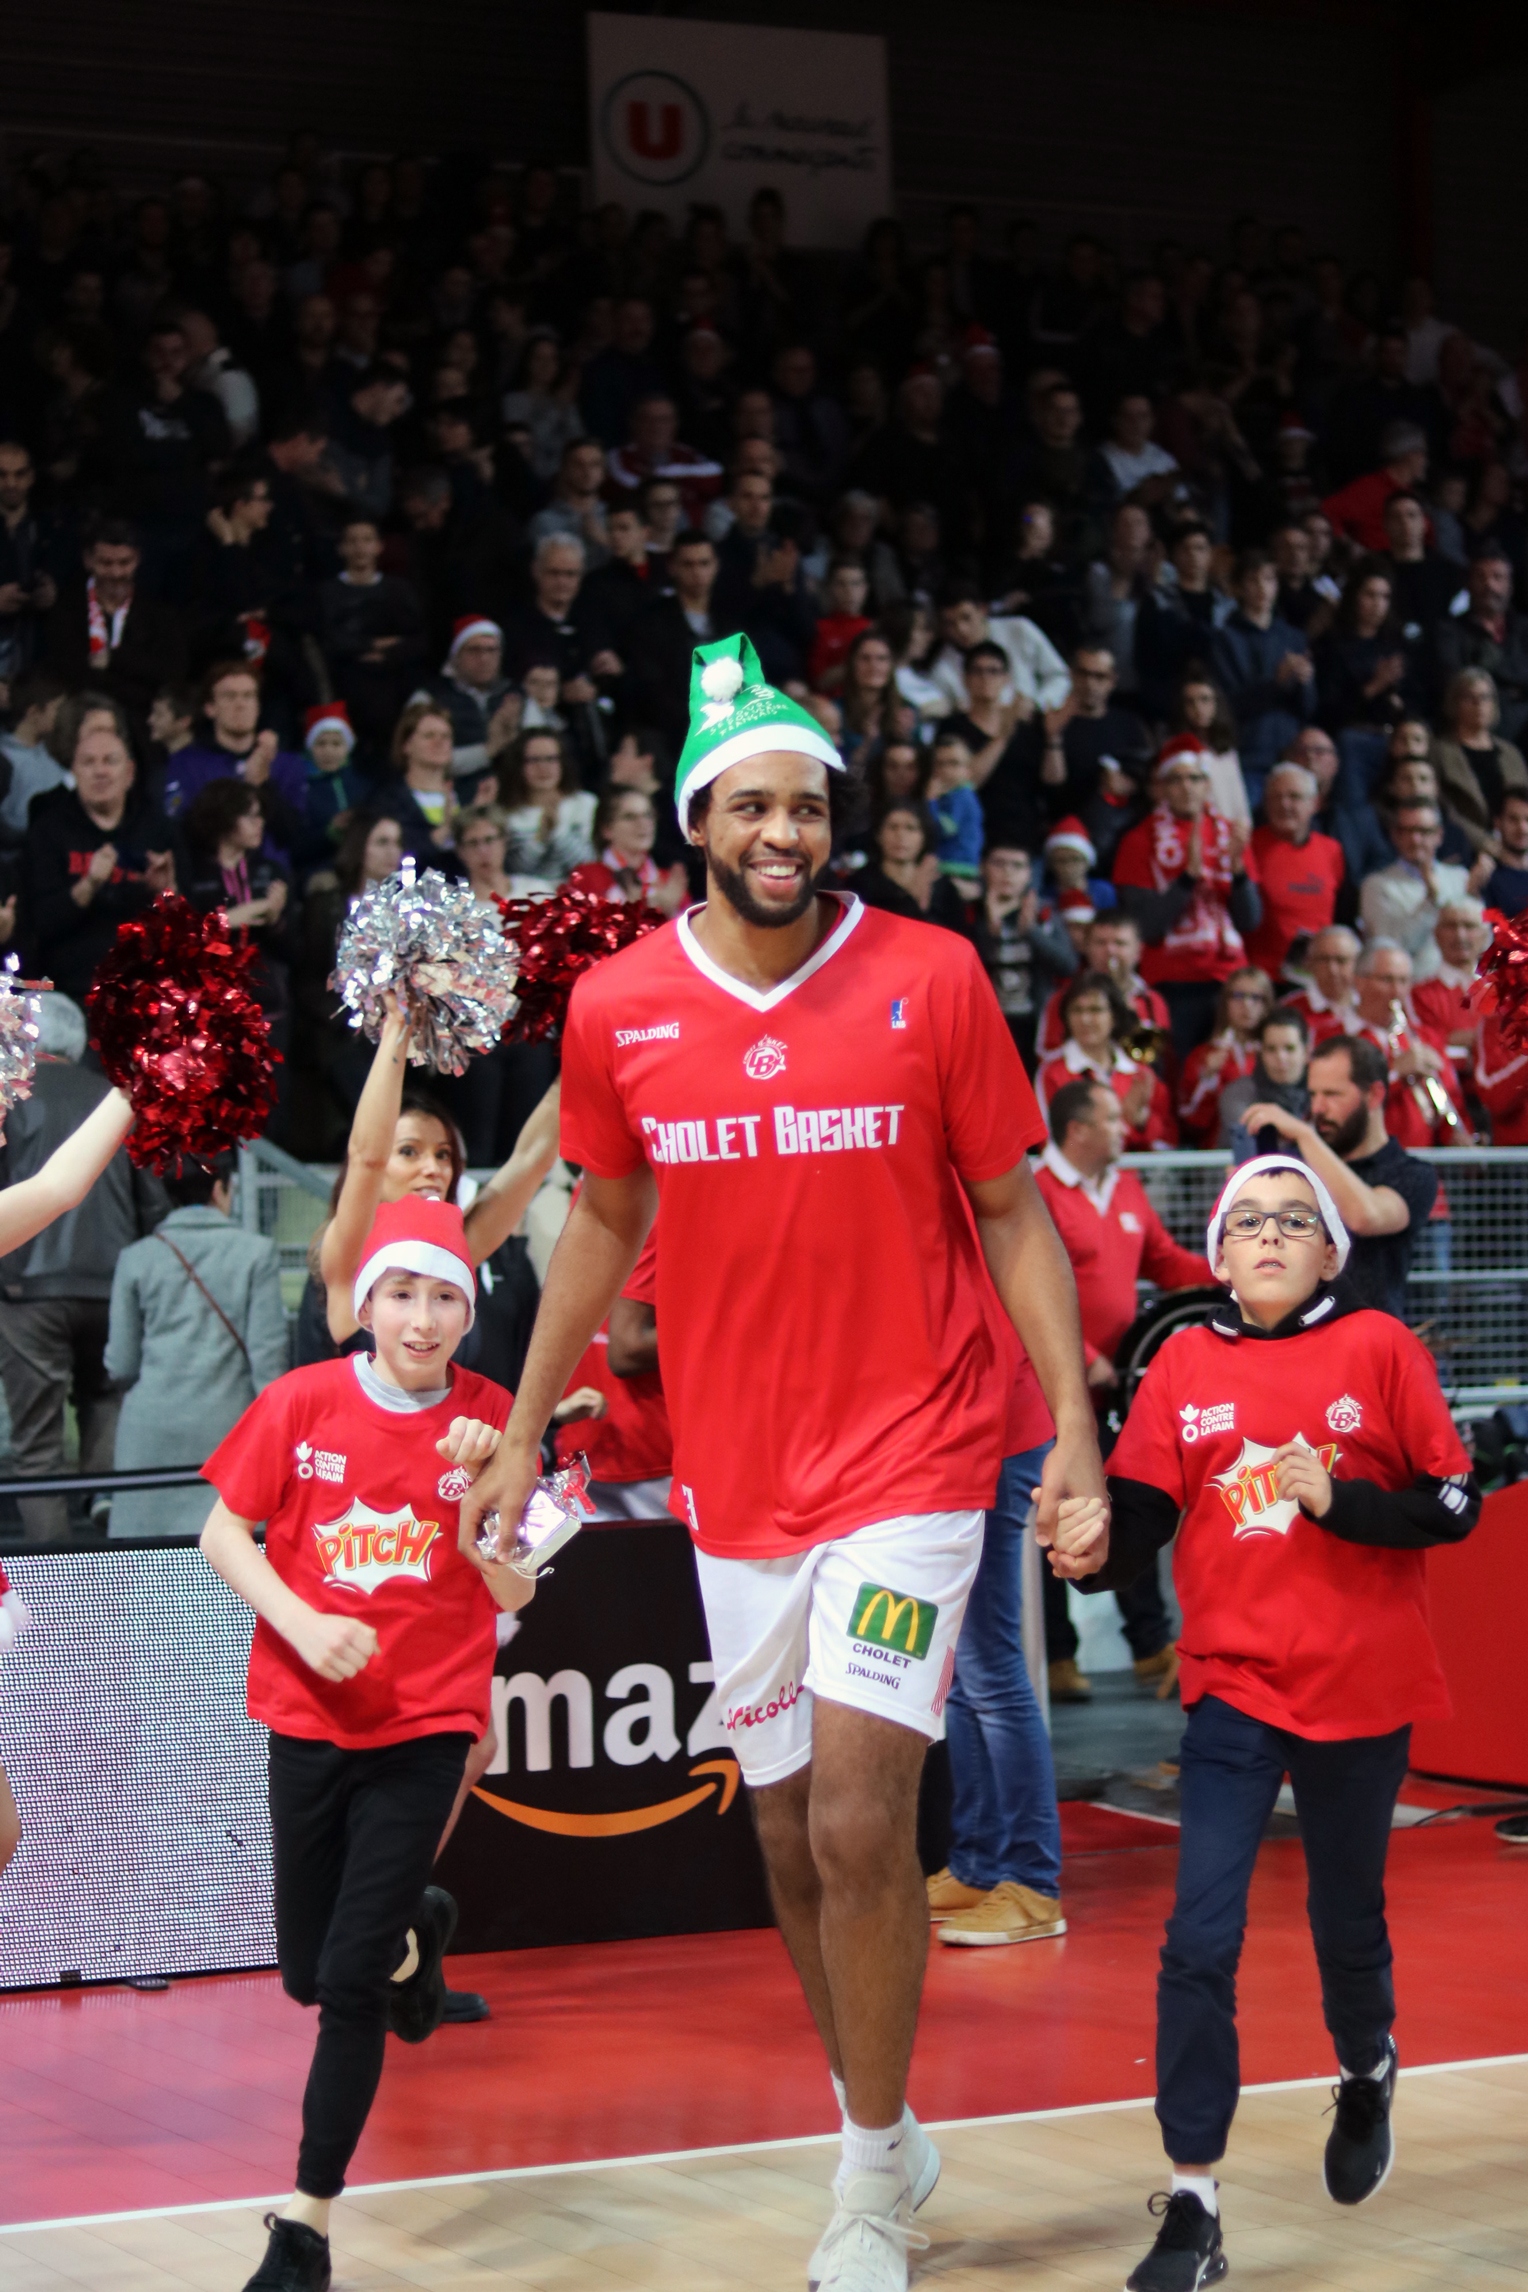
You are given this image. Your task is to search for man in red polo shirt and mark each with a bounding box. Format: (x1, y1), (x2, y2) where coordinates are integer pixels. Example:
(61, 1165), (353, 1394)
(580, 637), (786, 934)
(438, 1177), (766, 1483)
(1244, 761), (1347, 984)
(1034, 1078), (1211, 1392)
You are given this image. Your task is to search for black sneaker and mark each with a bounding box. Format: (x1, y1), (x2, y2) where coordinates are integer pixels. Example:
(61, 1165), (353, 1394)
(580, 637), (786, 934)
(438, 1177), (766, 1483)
(1324, 2036), (1397, 2204)
(441, 1987), (490, 2024)
(242, 2212), (331, 2292)
(1494, 1812), (1528, 1842)
(1124, 2191), (1227, 2292)
(386, 1885), (457, 2044)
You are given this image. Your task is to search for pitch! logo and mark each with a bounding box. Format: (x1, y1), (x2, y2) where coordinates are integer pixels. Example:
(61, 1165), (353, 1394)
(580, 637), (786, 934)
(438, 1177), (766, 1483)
(313, 1502), (441, 1592)
(743, 1034), (787, 1080)
(1212, 1435), (1339, 1539)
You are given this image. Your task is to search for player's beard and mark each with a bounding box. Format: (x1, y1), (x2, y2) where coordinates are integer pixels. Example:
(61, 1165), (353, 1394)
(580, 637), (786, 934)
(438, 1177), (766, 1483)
(704, 843), (830, 929)
(1311, 1102), (1369, 1158)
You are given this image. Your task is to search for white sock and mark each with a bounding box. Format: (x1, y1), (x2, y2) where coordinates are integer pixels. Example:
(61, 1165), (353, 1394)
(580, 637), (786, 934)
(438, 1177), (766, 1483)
(1340, 2052), (1390, 2082)
(1171, 2172), (1218, 2216)
(830, 2072), (847, 2120)
(841, 2115), (905, 2182)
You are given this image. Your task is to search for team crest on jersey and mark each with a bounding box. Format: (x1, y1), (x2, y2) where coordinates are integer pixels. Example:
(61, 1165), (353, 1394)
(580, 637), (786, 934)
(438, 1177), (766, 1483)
(1212, 1434), (1338, 1539)
(436, 1466), (473, 1501)
(743, 1034), (787, 1080)
(1179, 1402), (1234, 1444)
(1326, 1394), (1362, 1434)
(313, 1501), (442, 1593)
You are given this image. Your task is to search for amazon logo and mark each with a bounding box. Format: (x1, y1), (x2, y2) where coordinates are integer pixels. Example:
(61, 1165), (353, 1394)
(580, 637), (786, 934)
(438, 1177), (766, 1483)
(472, 1660), (742, 1838)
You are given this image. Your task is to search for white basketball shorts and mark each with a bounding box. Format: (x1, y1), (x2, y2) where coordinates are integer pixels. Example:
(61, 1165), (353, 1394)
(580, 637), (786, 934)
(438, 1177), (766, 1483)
(693, 1510), (984, 1787)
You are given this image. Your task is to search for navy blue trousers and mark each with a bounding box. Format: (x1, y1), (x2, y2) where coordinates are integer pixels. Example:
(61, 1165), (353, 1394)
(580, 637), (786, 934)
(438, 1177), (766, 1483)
(1157, 1693), (1408, 2163)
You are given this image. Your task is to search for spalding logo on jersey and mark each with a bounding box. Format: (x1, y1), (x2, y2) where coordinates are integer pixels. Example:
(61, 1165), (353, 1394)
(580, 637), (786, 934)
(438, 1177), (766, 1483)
(1212, 1433), (1338, 1539)
(313, 1501), (442, 1592)
(743, 1034), (787, 1080)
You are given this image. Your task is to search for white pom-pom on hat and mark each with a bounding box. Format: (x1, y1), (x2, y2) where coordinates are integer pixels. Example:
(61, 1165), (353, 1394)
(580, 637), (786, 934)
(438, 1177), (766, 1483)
(700, 655), (745, 702)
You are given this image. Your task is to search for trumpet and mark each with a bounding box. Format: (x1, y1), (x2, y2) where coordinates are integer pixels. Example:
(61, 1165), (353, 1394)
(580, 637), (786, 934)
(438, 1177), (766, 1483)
(1120, 1017), (1173, 1069)
(1387, 1000), (1465, 1136)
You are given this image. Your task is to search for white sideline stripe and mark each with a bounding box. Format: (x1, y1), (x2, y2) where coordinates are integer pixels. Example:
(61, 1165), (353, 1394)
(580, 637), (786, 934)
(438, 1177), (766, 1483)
(1083, 1798), (1180, 1828)
(2, 2051), (1525, 2238)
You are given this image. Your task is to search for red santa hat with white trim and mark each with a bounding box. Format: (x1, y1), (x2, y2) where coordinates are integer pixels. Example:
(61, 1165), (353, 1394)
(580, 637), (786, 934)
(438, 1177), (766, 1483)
(1043, 816), (1096, 864)
(353, 1197), (476, 1328)
(1156, 731), (1208, 774)
(446, 615), (504, 667)
(304, 701), (355, 753)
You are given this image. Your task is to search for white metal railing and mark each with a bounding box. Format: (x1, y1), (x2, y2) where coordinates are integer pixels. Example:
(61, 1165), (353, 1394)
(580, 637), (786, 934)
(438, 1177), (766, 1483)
(233, 1140), (1528, 1416)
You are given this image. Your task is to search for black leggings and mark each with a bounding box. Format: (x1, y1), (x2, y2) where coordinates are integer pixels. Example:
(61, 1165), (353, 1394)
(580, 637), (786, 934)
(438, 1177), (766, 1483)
(268, 1730), (471, 2198)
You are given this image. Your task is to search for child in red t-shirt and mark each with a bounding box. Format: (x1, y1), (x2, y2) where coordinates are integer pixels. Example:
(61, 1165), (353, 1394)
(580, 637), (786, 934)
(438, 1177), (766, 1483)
(1062, 1155), (1478, 2292)
(200, 1198), (534, 2292)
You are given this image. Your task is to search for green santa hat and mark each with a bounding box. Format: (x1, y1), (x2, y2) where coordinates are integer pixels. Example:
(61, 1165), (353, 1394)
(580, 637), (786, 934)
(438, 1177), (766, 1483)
(674, 632), (842, 829)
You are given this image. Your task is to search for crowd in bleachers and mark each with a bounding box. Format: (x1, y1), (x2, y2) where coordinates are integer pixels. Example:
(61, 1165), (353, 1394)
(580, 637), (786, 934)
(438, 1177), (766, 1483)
(0, 138), (1526, 1192)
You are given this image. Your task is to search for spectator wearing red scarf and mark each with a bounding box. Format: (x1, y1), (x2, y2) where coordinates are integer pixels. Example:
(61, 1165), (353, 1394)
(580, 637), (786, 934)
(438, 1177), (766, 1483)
(1111, 736), (1263, 1058)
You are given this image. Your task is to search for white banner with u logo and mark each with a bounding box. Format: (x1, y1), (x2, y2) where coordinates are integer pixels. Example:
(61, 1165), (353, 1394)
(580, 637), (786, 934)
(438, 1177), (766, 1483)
(587, 12), (892, 250)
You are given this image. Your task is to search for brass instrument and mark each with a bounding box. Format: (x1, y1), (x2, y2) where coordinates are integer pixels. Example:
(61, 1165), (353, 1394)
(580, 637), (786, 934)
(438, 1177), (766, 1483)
(1120, 1017), (1173, 1069)
(1387, 1000), (1465, 1136)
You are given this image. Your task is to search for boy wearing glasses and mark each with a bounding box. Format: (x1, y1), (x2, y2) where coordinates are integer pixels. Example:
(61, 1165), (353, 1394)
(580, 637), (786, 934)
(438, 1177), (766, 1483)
(1060, 1154), (1478, 2291)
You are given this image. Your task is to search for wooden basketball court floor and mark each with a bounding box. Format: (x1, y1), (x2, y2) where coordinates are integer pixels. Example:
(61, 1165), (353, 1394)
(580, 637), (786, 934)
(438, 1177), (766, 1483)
(4, 2060), (1525, 2292)
(2, 1797), (1525, 2291)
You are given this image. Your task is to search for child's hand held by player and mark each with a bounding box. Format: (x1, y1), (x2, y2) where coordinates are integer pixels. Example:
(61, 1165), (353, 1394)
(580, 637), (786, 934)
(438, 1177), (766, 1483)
(1273, 1439), (1333, 1518)
(1046, 1493), (1110, 1579)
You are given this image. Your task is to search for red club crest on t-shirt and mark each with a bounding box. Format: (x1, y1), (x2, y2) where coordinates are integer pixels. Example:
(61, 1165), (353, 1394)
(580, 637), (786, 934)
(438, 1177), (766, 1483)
(743, 1034), (787, 1080)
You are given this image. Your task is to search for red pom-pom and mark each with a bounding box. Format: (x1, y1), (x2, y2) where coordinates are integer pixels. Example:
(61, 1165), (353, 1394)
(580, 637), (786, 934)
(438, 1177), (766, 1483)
(1472, 908), (1528, 1052)
(86, 895), (279, 1169)
(499, 889), (663, 1044)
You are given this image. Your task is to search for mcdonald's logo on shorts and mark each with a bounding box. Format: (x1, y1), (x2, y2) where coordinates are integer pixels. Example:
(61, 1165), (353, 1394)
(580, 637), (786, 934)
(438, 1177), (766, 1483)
(849, 1582), (937, 1661)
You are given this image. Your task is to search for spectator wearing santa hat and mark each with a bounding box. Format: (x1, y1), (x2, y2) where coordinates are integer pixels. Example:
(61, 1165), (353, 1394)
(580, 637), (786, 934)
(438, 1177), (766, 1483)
(1111, 733), (1263, 1058)
(296, 701), (380, 874)
(1040, 815), (1117, 918)
(409, 617), (519, 789)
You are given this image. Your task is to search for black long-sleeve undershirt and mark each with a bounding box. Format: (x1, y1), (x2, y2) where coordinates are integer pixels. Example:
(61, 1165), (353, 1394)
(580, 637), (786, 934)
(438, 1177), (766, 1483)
(1083, 1467), (1480, 1596)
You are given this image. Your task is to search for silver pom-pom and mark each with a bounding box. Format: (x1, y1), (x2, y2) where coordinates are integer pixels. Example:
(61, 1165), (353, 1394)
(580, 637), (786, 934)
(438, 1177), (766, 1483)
(330, 860), (516, 1076)
(0, 960), (42, 1137)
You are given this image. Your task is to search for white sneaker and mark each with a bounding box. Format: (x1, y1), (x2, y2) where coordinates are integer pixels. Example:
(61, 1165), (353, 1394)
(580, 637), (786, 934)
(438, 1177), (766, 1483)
(808, 2113), (939, 2289)
(810, 2168), (929, 2292)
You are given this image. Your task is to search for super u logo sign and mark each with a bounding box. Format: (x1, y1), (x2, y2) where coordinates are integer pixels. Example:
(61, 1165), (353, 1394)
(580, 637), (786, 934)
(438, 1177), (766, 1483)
(600, 70), (709, 187)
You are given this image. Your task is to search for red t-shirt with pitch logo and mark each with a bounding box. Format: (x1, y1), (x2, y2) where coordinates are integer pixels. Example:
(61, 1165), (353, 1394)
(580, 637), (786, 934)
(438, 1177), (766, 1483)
(1109, 1311), (1469, 1738)
(204, 1358), (512, 1749)
(559, 895), (1045, 1557)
